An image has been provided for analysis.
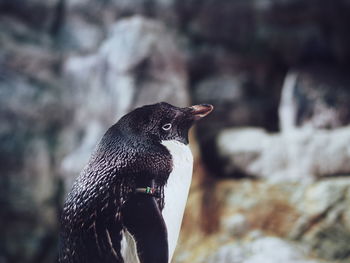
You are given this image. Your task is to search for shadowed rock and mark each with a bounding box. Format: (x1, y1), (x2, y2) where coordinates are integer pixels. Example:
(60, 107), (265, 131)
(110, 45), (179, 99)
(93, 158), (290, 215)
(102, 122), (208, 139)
(279, 67), (350, 132)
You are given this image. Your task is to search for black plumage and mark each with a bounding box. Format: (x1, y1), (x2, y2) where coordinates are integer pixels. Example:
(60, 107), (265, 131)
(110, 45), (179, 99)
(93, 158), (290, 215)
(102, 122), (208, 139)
(59, 102), (213, 263)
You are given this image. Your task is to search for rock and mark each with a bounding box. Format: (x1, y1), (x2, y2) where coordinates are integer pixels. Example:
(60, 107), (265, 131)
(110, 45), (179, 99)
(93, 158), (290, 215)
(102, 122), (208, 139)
(185, 0), (350, 141)
(60, 16), (189, 187)
(220, 213), (249, 237)
(206, 242), (246, 263)
(175, 178), (350, 262)
(0, 2), (67, 262)
(0, 71), (64, 262)
(64, 0), (350, 134)
(192, 73), (273, 130)
(290, 179), (350, 261)
(61, 0), (350, 68)
(207, 236), (321, 263)
(184, 0), (350, 63)
(279, 67), (350, 132)
(244, 237), (320, 263)
(57, 15), (104, 51)
(296, 179), (349, 218)
(193, 75), (244, 104)
(216, 126), (350, 181)
(0, 0), (61, 31)
(191, 70), (280, 176)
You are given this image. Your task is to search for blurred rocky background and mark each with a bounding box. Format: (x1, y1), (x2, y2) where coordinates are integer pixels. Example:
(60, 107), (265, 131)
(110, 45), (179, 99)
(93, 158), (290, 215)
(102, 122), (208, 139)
(1, 0), (350, 262)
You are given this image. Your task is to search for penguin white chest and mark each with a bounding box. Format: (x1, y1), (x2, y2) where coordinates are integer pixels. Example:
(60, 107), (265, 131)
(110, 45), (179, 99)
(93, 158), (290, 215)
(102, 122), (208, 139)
(161, 140), (194, 261)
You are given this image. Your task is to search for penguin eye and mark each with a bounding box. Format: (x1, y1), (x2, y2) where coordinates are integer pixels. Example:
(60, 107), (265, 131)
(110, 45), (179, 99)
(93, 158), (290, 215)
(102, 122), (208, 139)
(162, 123), (172, 131)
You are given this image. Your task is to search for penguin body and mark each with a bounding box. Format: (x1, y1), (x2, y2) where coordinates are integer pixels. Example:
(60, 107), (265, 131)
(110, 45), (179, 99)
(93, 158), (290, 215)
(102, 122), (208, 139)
(59, 102), (213, 263)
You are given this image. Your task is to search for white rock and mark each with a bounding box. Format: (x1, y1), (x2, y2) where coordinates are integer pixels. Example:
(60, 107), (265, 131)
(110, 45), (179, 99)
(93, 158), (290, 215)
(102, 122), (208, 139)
(217, 126), (350, 181)
(220, 213), (248, 236)
(207, 236), (321, 263)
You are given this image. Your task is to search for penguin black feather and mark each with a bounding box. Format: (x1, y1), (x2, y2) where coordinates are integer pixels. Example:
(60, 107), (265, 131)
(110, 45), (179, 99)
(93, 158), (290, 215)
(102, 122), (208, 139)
(59, 102), (213, 263)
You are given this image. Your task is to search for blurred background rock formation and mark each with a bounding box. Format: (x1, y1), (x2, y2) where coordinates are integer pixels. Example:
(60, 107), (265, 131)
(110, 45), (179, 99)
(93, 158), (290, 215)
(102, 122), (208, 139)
(1, 0), (350, 262)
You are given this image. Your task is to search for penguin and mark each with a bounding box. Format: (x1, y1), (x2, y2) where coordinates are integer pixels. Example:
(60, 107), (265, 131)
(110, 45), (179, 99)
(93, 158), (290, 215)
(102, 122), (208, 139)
(59, 102), (213, 263)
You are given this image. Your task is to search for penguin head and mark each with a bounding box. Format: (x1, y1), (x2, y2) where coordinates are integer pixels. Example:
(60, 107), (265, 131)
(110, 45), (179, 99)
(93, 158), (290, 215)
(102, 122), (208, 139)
(118, 102), (213, 144)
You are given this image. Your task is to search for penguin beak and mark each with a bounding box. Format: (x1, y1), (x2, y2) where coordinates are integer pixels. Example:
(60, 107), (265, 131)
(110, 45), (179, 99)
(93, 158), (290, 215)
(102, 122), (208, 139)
(188, 104), (214, 121)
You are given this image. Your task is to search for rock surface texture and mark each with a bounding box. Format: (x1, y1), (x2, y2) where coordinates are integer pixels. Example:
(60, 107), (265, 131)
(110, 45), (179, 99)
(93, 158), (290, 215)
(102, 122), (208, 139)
(1, 0), (350, 263)
(217, 126), (350, 181)
(279, 67), (350, 132)
(176, 178), (350, 263)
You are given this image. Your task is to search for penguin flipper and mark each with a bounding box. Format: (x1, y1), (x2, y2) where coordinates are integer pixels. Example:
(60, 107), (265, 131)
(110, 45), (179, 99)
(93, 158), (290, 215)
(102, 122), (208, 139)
(121, 193), (168, 263)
